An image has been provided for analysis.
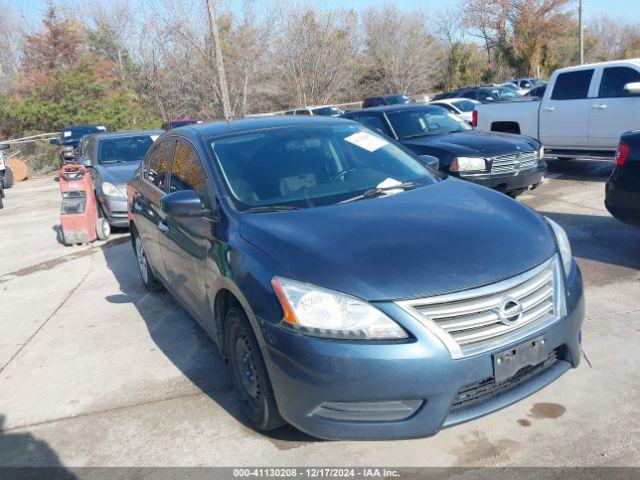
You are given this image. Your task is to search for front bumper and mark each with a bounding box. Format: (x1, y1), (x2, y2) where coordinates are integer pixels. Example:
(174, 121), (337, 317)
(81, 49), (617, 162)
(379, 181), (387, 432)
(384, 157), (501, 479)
(99, 195), (129, 227)
(259, 261), (584, 440)
(459, 162), (547, 193)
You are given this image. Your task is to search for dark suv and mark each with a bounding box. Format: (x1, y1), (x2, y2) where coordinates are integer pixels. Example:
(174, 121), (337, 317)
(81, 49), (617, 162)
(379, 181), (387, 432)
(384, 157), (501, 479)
(127, 116), (584, 440)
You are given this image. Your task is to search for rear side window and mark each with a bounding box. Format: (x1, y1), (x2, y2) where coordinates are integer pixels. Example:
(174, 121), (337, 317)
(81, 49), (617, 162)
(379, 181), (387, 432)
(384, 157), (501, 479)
(170, 141), (210, 205)
(551, 69), (594, 100)
(353, 114), (392, 136)
(144, 140), (173, 190)
(462, 91), (477, 100)
(599, 67), (640, 98)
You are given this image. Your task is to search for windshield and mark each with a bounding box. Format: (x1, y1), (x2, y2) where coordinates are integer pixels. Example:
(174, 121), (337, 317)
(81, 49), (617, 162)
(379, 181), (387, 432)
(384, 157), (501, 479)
(98, 135), (157, 164)
(387, 95), (415, 104)
(450, 100), (477, 112)
(211, 124), (438, 210)
(386, 107), (472, 139)
(494, 88), (518, 99)
(312, 106), (344, 116)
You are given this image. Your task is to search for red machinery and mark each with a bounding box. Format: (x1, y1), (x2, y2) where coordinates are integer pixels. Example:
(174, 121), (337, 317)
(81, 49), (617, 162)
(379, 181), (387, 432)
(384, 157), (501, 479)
(59, 164), (110, 245)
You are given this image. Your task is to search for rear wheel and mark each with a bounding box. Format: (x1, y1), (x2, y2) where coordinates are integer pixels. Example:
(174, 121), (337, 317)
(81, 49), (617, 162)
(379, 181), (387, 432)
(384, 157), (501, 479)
(225, 305), (285, 431)
(133, 230), (163, 291)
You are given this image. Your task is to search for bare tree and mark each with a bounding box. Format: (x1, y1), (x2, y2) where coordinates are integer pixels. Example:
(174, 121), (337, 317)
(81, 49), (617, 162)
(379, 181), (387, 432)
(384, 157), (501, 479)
(275, 6), (359, 107)
(361, 4), (437, 95)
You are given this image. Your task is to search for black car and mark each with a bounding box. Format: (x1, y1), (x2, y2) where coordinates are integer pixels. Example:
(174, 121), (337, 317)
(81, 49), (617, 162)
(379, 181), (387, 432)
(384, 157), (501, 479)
(605, 131), (640, 227)
(362, 93), (415, 108)
(435, 87), (518, 103)
(54, 125), (109, 164)
(342, 104), (546, 197)
(525, 84), (547, 98)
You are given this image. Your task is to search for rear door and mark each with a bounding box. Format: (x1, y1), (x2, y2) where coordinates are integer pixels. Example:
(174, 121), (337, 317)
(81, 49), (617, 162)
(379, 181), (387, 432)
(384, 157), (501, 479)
(159, 139), (217, 323)
(539, 68), (595, 148)
(588, 65), (640, 149)
(131, 139), (174, 281)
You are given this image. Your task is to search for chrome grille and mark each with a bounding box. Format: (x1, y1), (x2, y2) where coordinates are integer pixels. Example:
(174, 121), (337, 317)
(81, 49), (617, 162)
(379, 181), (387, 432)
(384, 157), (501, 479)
(490, 151), (538, 174)
(397, 257), (564, 359)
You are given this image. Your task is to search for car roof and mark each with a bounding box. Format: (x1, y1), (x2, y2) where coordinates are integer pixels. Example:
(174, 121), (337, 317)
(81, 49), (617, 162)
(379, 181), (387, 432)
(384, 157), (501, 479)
(430, 97), (479, 105)
(62, 124), (105, 131)
(364, 93), (408, 100)
(555, 58), (640, 74)
(343, 103), (445, 115)
(175, 116), (355, 139)
(92, 130), (164, 140)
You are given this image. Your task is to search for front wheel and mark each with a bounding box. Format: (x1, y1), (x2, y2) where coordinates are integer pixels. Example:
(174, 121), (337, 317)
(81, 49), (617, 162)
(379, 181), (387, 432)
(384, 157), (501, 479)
(4, 166), (13, 189)
(133, 231), (163, 291)
(225, 306), (285, 431)
(96, 217), (111, 240)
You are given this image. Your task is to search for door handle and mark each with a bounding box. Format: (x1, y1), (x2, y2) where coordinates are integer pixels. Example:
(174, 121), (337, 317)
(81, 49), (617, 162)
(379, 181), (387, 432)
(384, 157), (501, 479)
(158, 220), (170, 234)
(543, 106), (555, 112)
(592, 104), (607, 109)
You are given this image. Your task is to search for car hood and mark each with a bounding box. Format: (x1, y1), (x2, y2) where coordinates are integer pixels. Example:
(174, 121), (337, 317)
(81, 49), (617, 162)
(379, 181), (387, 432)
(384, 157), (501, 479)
(402, 130), (538, 158)
(95, 162), (140, 189)
(240, 178), (556, 302)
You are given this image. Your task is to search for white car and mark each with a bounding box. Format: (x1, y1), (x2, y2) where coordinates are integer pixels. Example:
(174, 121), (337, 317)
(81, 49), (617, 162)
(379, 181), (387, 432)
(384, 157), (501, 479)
(428, 98), (480, 124)
(475, 59), (640, 158)
(284, 105), (345, 117)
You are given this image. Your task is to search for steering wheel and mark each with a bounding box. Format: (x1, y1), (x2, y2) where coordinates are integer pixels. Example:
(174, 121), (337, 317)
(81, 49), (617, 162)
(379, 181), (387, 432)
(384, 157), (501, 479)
(332, 169), (357, 182)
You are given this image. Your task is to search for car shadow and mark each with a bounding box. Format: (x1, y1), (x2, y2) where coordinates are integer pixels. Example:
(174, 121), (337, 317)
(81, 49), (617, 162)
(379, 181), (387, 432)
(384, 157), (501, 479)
(539, 210), (640, 272)
(545, 157), (614, 183)
(100, 239), (319, 446)
(0, 414), (76, 476)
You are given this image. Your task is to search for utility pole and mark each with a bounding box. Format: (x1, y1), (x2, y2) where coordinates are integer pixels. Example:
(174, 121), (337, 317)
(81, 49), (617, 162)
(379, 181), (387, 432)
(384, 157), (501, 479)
(579, 0), (584, 65)
(206, 0), (232, 121)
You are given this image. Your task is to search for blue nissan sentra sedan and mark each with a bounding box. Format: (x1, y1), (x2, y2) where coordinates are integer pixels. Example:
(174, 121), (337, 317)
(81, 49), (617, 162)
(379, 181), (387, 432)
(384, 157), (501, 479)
(126, 116), (584, 440)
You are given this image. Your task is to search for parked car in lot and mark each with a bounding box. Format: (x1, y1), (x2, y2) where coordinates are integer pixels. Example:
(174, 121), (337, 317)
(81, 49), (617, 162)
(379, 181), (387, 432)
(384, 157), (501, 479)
(0, 143), (8, 208)
(435, 86), (518, 103)
(342, 104), (546, 197)
(78, 130), (161, 227)
(127, 116), (584, 440)
(525, 84), (547, 98)
(605, 130), (640, 227)
(0, 142), (13, 191)
(283, 105), (345, 116)
(161, 118), (203, 130)
(53, 125), (109, 165)
(510, 77), (545, 93)
(429, 98), (480, 124)
(475, 59), (640, 158)
(362, 93), (415, 108)
(484, 82), (527, 96)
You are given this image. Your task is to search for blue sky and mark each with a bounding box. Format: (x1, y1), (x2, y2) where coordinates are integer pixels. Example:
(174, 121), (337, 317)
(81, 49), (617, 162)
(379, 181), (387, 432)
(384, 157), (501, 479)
(8, 0), (640, 24)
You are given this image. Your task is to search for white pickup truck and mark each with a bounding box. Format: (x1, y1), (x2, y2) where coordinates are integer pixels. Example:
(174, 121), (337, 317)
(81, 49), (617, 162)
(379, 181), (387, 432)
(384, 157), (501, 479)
(475, 59), (640, 158)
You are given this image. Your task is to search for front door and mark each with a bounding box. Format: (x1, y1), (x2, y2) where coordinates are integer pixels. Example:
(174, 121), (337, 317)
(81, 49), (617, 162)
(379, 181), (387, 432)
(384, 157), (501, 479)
(588, 66), (640, 149)
(159, 140), (218, 324)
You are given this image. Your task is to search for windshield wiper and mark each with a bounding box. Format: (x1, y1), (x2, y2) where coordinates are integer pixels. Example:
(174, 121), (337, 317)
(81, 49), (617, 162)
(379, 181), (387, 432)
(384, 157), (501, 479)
(245, 205), (301, 213)
(339, 181), (420, 204)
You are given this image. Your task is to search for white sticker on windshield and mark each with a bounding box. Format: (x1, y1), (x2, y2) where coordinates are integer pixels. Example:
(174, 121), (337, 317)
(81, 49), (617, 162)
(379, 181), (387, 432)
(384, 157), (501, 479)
(63, 131), (72, 137)
(150, 135), (159, 141)
(97, 126), (107, 131)
(345, 131), (388, 152)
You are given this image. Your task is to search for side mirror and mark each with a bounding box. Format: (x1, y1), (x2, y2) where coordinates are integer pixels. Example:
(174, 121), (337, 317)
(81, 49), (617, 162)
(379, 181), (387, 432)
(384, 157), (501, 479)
(49, 138), (60, 145)
(0, 143), (9, 151)
(419, 155), (440, 170)
(161, 189), (217, 219)
(624, 82), (640, 96)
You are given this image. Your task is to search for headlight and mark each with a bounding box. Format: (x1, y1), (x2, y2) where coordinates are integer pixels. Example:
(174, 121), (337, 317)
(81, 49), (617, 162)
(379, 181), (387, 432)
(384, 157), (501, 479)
(546, 217), (572, 277)
(102, 181), (125, 197)
(538, 146), (545, 160)
(272, 277), (408, 340)
(450, 156), (486, 173)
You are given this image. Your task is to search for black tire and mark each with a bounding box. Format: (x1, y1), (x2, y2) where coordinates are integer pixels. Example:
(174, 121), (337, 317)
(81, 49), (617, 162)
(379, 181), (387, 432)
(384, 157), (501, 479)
(225, 305), (285, 431)
(4, 166), (13, 189)
(133, 229), (163, 291)
(0, 190), (3, 209)
(96, 217), (111, 240)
